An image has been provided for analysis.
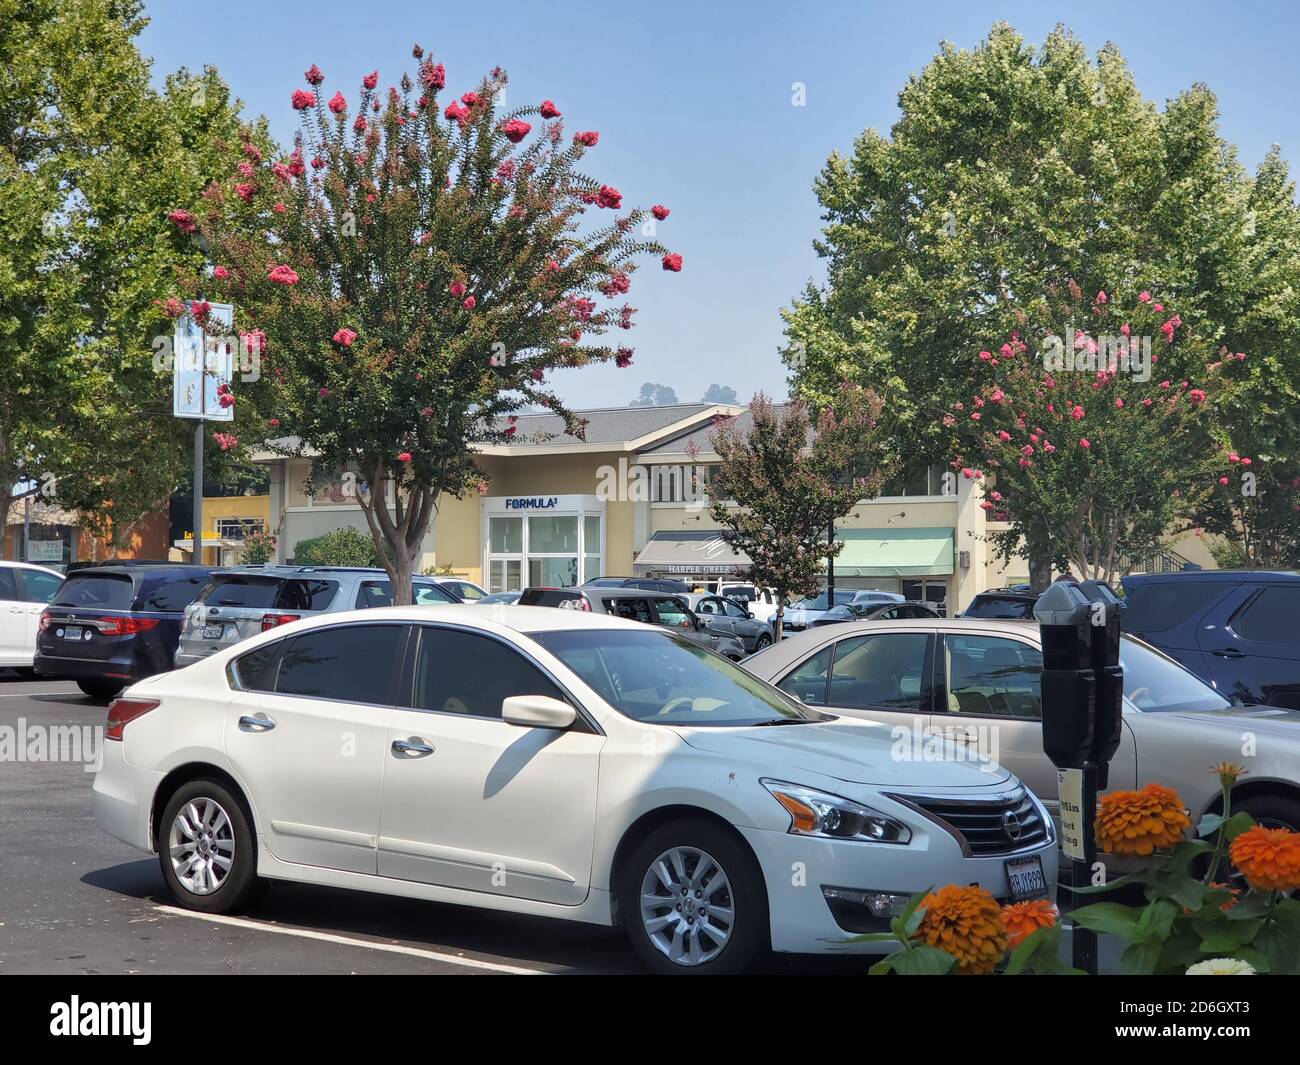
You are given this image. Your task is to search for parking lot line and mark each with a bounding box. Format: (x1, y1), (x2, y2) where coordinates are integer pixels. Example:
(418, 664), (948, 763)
(154, 905), (548, 974)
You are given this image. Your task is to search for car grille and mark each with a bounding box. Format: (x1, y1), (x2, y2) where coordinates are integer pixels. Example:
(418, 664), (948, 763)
(889, 788), (1048, 856)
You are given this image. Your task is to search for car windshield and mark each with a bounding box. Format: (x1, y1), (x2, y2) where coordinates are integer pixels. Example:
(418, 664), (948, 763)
(792, 590), (855, 611)
(966, 595), (1036, 619)
(531, 628), (829, 726)
(1120, 635), (1232, 713)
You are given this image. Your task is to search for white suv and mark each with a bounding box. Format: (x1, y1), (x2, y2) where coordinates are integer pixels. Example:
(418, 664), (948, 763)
(94, 605), (1056, 973)
(0, 561), (63, 674)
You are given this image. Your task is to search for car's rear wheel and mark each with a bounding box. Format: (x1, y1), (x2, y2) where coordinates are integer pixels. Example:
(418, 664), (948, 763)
(753, 634), (772, 652)
(618, 817), (767, 974)
(77, 678), (123, 700)
(157, 779), (259, 914)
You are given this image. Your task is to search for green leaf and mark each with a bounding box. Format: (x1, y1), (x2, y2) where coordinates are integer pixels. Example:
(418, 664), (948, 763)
(1222, 812), (1257, 840)
(888, 945), (958, 976)
(1070, 902), (1144, 940)
(1197, 812), (1225, 838)
(1120, 938), (1164, 975)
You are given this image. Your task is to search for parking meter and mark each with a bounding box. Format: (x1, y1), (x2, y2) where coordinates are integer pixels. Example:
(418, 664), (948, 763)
(1077, 581), (1125, 786)
(1033, 582), (1096, 771)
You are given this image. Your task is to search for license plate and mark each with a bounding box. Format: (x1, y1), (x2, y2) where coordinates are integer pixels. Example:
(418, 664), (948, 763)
(1004, 854), (1047, 901)
(201, 624), (225, 640)
(61, 625), (83, 641)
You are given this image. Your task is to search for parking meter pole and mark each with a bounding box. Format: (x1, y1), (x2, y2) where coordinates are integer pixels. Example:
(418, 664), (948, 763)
(1074, 762), (1099, 974)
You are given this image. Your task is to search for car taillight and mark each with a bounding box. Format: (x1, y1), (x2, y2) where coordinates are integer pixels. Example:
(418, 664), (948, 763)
(39, 609), (51, 631)
(106, 697), (160, 740)
(98, 616), (161, 636)
(261, 613), (301, 631)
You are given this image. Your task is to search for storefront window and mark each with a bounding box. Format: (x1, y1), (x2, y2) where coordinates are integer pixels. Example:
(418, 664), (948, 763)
(489, 558), (522, 594)
(583, 515), (601, 582)
(490, 516), (523, 554)
(528, 515), (578, 553)
(529, 556), (578, 587)
(484, 499), (601, 592)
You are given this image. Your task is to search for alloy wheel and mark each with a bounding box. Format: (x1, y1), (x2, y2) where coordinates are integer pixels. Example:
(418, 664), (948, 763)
(639, 845), (736, 967)
(169, 797), (236, 896)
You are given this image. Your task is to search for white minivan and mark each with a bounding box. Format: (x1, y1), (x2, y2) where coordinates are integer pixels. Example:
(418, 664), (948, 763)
(0, 561), (63, 674)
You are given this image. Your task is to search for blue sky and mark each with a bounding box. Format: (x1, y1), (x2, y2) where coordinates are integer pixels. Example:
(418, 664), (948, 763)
(139, 1), (1300, 411)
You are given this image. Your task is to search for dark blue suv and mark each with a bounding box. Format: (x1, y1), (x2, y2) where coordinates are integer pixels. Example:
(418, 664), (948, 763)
(35, 564), (216, 699)
(1120, 571), (1300, 710)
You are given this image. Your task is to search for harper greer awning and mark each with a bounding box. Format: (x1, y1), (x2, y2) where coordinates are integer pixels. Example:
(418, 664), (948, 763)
(828, 528), (955, 577)
(633, 531), (752, 576)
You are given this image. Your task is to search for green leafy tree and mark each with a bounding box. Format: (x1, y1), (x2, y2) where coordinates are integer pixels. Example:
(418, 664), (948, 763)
(200, 48), (679, 602)
(700, 384), (738, 404)
(0, 0), (262, 556)
(292, 527), (377, 567)
(783, 23), (1273, 469)
(949, 286), (1243, 589)
(708, 386), (891, 639)
(630, 382), (680, 407)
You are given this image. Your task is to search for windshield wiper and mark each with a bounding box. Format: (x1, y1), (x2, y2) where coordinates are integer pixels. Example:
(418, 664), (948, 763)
(750, 717), (812, 726)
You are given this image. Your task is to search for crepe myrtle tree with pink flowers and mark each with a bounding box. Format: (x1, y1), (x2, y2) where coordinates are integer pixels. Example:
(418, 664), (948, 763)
(948, 284), (1246, 591)
(191, 48), (681, 602)
(707, 386), (891, 640)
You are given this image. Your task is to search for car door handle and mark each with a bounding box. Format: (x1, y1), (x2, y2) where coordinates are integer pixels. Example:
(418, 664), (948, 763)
(238, 713), (276, 732)
(392, 737), (435, 758)
(1211, 648), (1246, 659)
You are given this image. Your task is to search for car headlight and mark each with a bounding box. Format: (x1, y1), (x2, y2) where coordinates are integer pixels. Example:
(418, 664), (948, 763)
(761, 779), (911, 844)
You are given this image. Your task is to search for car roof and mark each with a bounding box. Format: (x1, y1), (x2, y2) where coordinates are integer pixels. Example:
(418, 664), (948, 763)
(1123, 570), (1300, 584)
(66, 563), (212, 578)
(0, 560), (63, 574)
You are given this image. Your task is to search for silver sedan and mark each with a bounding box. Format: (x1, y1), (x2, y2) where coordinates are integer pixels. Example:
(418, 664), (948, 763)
(679, 593), (774, 654)
(744, 618), (1300, 847)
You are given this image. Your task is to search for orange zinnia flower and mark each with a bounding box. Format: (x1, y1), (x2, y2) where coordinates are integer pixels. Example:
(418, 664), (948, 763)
(913, 884), (1007, 975)
(1229, 825), (1300, 892)
(1095, 783), (1190, 856)
(1001, 899), (1057, 949)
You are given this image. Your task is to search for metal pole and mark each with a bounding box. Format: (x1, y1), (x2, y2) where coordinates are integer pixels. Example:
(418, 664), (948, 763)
(23, 493), (30, 561)
(1073, 763), (1100, 974)
(826, 517), (835, 602)
(193, 421), (204, 564)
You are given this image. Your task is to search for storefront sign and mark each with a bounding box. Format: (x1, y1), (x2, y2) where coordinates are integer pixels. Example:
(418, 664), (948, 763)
(504, 497), (560, 510)
(26, 540), (63, 563)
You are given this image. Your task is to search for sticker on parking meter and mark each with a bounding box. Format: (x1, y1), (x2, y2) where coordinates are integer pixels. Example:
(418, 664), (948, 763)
(1058, 768), (1085, 861)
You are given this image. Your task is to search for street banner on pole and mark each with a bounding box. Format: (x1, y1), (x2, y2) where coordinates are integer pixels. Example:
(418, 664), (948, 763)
(172, 302), (234, 421)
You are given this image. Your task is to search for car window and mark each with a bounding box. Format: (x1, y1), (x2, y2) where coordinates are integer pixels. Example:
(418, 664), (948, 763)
(1121, 580), (1227, 634)
(603, 596), (653, 623)
(274, 579), (339, 611)
(1120, 635), (1231, 712)
(722, 600), (748, 619)
(827, 632), (929, 710)
(52, 574), (134, 610)
(533, 628), (827, 726)
(275, 624), (405, 703)
(776, 645), (834, 705)
(1231, 587), (1300, 645)
(410, 627), (564, 719)
(202, 576), (281, 608)
(0, 568), (18, 600)
(19, 569), (62, 603)
(450, 581), (484, 601)
(945, 635), (1042, 718)
(652, 599), (694, 630)
(696, 598), (720, 615)
(140, 575), (207, 612)
(875, 606), (901, 620)
(356, 580), (457, 608)
(965, 595), (1036, 619)
(232, 641), (282, 692)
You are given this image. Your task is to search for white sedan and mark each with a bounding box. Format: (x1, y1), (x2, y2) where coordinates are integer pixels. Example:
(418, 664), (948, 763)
(93, 605), (1057, 973)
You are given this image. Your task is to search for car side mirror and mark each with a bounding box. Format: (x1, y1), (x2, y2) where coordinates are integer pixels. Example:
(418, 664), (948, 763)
(745, 609), (754, 619)
(502, 694), (576, 730)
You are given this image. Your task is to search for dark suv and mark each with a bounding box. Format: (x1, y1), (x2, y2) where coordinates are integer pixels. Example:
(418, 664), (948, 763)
(35, 564), (216, 698)
(1121, 571), (1300, 709)
(961, 588), (1039, 619)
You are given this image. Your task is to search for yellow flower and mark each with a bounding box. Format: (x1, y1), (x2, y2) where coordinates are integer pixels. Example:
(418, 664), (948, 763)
(913, 884), (1007, 975)
(1095, 783), (1190, 856)
(1229, 825), (1300, 892)
(1001, 898), (1057, 949)
(1212, 762), (1246, 789)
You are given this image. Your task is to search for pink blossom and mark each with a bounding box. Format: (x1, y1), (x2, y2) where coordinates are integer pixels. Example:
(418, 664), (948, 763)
(1079, 438), (1090, 448)
(333, 328), (357, 346)
(573, 130), (599, 147)
(291, 90), (316, 110)
(328, 92), (347, 114)
(1138, 291), (1151, 303)
(267, 264), (299, 285)
(235, 183), (254, 202)
(1219, 476), (1230, 485)
(1187, 388), (1206, 403)
(661, 252), (683, 272)
(651, 204), (670, 221)
(997, 430), (1011, 442)
(448, 280), (466, 297)
(305, 64), (324, 86)
(212, 265), (229, 280)
(978, 350), (991, 361)
(615, 347), (634, 368)
(1094, 290), (1107, 304)
(397, 451), (412, 463)
(167, 209), (196, 234)
(462, 295), (476, 309)
(500, 118), (531, 143)
(363, 70), (379, 90)
(1114, 397), (1123, 408)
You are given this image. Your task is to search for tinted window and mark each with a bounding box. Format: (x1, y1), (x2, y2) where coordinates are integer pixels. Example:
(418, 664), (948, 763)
(602, 596), (654, 623)
(356, 580), (457, 609)
(203, 576), (280, 608)
(410, 627), (563, 719)
(233, 641), (281, 692)
(964, 595), (1036, 619)
(1232, 587), (1300, 645)
(828, 633), (929, 710)
(945, 635), (1042, 718)
(1121, 580), (1227, 634)
(777, 645), (834, 705)
(276, 624), (405, 703)
(19, 570), (62, 603)
(53, 574), (134, 609)
(520, 588), (586, 607)
(275, 579), (339, 611)
(140, 575), (207, 612)
(0, 568), (17, 600)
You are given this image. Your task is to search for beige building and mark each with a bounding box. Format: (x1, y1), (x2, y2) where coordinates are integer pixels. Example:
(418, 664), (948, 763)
(251, 402), (1211, 614)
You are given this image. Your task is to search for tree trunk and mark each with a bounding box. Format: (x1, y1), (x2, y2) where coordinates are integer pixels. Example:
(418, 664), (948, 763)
(356, 460), (433, 606)
(1028, 554), (1053, 594)
(772, 594), (785, 642)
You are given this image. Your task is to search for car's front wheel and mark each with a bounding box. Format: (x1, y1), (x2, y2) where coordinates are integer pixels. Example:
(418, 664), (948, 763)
(753, 634), (772, 652)
(77, 678), (123, 700)
(157, 779), (259, 914)
(618, 817), (768, 974)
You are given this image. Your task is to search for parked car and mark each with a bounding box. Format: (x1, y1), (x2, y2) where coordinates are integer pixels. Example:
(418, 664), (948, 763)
(518, 587), (746, 659)
(425, 575), (488, 602)
(1121, 571), (1300, 710)
(679, 592), (774, 653)
(583, 575), (692, 593)
(780, 589), (859, 632)
(93, 604), (1057, 973)
(961, 588), (1040, 619)
(717, 583), (781, 624)
(476, 590), (522, 606)
(35, 564), (215, 698)
(174, 565), (461, 668)
(0, 561), (64, 675)
(746, 618), (1300, 849)
(808, 601), (942, 628)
